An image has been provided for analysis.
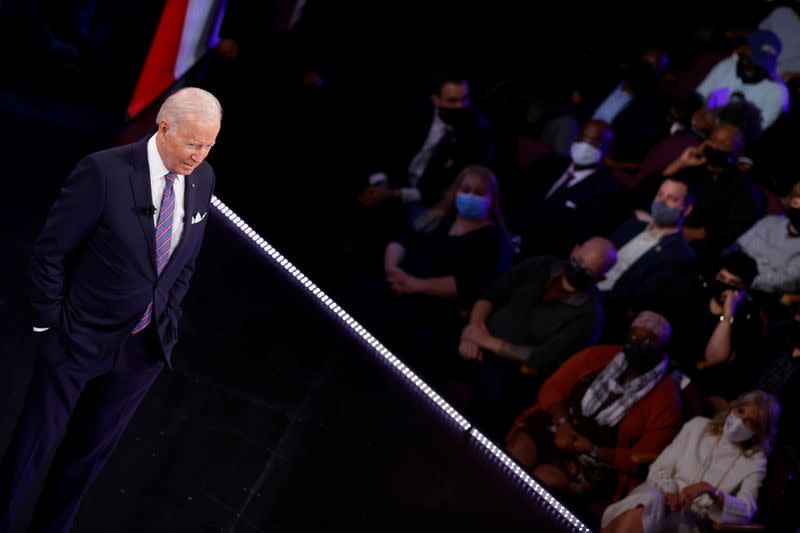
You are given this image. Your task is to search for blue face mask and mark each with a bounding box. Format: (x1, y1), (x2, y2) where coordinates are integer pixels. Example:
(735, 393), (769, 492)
(650, 200), (684, 227)
(455, 192), (491, 220)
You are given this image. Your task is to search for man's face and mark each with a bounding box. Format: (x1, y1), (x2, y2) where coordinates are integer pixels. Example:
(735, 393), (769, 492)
(578, 121), (610, 150)
(156, 118), (220, 175)
(432, 81), (470, 110)
(705, 126), (737, 154)
(737, 48), (770, 83)
(654, 180), (688, 210)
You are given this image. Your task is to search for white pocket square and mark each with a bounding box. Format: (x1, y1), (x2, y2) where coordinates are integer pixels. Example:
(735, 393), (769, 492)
(191, 212), (207, 224)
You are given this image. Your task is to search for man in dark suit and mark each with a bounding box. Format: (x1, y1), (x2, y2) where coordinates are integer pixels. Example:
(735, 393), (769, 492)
(359, 73), (495, 213)
(332, 74), (495, 284)
(598, 177), (697, 341)
(0, 87), (222, 532)
(512, 119), (620, 259)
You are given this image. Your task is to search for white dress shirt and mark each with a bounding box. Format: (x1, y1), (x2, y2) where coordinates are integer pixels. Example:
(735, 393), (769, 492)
(597, 225), (665, 291)
(368, 109), (450, 203)
(147, 134), (185, 262)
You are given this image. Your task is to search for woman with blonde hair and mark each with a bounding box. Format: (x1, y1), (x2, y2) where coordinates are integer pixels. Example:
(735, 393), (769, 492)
(601, 390), (780, 533)
(347, 165), (512, 373)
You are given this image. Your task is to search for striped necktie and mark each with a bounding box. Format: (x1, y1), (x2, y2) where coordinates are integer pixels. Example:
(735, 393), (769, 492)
(132, 172), (177, 334)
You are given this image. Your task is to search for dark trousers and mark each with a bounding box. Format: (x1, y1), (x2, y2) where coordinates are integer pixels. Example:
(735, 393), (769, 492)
(0, 326), (164, 533)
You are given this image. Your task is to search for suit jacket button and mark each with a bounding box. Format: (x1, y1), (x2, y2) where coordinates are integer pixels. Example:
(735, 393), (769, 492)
(154, 281), (159, 289)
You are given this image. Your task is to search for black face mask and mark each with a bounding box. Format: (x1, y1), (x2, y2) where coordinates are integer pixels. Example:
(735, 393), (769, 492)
(564, 258), (594, 292)
(736, 59), (769, 85)
(787, 207), (800, 230)
(624, 342), (665, 374)
(704, 145), (734, 168)
(707, 279), (741, 305)
(437, 106), (475, 129)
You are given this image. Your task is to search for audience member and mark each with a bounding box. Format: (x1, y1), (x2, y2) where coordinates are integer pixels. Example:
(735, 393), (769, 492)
(457, 237), (617, 437)
(509, 119), (620, 259)
(602, 390), (780, 533)
(505, 311), (682, 501)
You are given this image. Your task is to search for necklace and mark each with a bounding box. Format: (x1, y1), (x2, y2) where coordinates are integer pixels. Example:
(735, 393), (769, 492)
(695, 434), (743, 489)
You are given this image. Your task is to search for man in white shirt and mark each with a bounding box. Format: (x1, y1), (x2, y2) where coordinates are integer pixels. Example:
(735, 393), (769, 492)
(697, 29), (789, 130)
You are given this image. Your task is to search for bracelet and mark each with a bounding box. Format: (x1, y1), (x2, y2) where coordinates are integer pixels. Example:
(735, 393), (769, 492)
(719, 314), (734, 324)
(554, 415), (569, 427)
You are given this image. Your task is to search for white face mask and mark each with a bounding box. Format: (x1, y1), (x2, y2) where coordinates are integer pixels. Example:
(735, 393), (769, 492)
(723, 412), (755, 443)
(569, 141), (603, 166)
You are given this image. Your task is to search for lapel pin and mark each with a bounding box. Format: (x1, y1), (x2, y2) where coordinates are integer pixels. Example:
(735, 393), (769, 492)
(191, 183), (196, 188)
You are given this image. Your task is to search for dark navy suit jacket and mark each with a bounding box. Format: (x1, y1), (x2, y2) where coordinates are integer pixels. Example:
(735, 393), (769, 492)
(604, 218), (696, 313)
(30, 138), (215, 365)
(512, 153), (620, 259)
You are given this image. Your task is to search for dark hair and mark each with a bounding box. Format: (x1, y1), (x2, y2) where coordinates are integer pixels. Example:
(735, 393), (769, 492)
(719, 250), (759, 287)
(715, 99), (763, 147)
(664, 176), (696, 207)
(431, 72), (469, 96)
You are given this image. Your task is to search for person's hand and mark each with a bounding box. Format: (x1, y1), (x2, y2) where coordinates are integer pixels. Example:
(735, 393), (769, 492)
(384, 262), (403, 278)
(553, 422), (580, 450)
(358, 185), (395, 209)
(461, 322), (492, 348)
(387, 269), (421, 294)
(217, 38), (239, 60)
(664, 492), (682, 512)
(721, 288), (744, 319)
(678, 144), (707, 168)
(679, 481), (713, 509)
(565, 433), (593, 455)
(459, 339), (483, 361)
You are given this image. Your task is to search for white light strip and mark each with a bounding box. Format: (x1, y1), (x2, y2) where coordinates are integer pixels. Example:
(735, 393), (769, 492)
(209, 195), (591, 532)
(470, 427), (591, 532)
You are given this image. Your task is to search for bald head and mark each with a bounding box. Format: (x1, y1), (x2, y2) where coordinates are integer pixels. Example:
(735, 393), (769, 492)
(572, 237), (617, 281)
(156, 87), (222, 127)
(579, 120), (614, 153)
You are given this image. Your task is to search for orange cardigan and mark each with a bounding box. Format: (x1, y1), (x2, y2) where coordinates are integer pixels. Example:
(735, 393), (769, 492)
(506, 344), (683, 500)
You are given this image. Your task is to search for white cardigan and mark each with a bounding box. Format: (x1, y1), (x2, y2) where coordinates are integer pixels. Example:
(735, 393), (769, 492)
(646, 416), (767, 524)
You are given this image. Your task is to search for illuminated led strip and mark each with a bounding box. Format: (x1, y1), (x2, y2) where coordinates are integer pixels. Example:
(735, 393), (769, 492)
(209, 195), (592, 532)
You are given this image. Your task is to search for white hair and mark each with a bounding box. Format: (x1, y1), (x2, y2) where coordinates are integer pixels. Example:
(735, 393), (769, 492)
(156, 87), (222, 126)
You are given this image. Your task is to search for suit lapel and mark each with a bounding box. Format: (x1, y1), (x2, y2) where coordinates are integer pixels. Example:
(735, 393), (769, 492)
(129, 163), (157, 269)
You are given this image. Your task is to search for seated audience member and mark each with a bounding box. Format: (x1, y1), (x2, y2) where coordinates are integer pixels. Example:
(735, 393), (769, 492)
(758, 4), (800, 83)
(660, 122), (764, 268)
(537, 48), (669, 164)
(359, 73), (495, 217)
(510, 119), (620, 259)
(729, 178), (800, 296)
(505, 311), (682, 501)
(667, 252), (764, 399)
(696, 30), (789, 131)
(457, 237), (617, 437)
(338, 74), (495, 282)
(598, 178), (696, 340)
(602, 390), (781, 533)
(347, 165), (512, 372)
